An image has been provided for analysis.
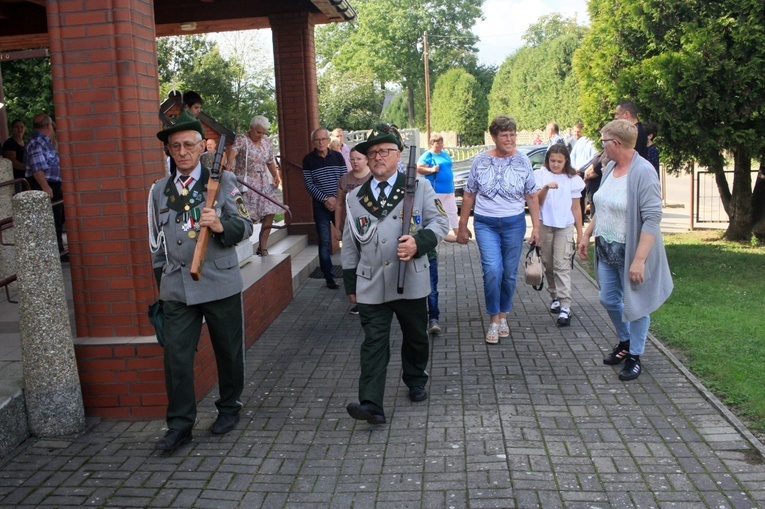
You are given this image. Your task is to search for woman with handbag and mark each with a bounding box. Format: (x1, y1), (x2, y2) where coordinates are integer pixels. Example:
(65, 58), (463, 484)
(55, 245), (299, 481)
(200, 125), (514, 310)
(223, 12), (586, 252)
(456, 116), (541, 344)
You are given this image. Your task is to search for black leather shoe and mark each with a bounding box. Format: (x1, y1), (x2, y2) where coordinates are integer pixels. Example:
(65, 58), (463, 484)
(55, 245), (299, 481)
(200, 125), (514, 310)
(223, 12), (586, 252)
(155, 428), (192, 452)
(346, 401), (386, 424)
(211, 413), (240, 435)
(326, 280), (339, 289)
(409, 386), (428, 402)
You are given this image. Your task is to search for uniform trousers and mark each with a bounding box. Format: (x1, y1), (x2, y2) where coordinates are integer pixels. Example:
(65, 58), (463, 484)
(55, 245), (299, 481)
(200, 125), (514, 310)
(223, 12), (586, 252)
(162, 293), (245, 431)
(357, 298), (430, 408)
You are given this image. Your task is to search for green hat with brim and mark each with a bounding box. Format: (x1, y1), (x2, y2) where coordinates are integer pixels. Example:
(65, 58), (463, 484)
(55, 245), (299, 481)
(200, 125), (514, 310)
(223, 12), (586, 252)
(354, 123), (404, 155)
(157, 109), (206, 143)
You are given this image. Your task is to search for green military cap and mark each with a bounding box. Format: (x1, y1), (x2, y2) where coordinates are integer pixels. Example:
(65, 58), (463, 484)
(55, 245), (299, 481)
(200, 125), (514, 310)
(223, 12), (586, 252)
(157, 109), (206, 143)
(354, 123), (404, 155)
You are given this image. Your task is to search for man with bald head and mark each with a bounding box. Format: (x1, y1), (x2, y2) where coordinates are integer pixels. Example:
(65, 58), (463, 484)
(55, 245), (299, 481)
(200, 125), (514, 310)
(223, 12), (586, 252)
(25, 113), (66, 258)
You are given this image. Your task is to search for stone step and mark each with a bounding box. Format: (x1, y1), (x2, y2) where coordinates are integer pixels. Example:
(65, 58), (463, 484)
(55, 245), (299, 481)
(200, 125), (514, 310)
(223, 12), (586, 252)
(235, 221), (318, 294)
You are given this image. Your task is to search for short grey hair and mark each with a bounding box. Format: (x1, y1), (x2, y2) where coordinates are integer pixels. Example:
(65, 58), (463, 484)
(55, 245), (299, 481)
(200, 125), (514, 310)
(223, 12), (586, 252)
(489, 115), (517, 137)
(249, 115), (270, 131)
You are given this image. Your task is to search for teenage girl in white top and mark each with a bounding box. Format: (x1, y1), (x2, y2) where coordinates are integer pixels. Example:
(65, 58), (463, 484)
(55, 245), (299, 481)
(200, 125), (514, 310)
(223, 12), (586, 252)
(534, 144), (585, 326)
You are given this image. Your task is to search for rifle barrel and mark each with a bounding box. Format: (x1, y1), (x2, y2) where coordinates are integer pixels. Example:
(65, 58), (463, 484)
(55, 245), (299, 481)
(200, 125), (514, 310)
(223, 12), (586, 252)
(397, 146), (418, 294)
(190, 134), (227, 281)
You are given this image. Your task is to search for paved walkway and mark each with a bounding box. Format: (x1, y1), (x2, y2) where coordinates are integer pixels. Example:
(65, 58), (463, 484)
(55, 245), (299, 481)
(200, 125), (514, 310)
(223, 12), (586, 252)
(0, 236), (763, 508)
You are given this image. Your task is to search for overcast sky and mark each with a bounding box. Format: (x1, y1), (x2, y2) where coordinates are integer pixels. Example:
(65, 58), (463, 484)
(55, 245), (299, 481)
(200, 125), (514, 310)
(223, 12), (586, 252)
(473, 0), (590, 66)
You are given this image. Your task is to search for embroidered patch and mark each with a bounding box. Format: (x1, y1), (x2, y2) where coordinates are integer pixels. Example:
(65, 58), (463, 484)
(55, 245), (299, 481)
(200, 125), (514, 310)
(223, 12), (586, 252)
(235, 195), (250, 218)
(356, 215), (372, 235)
(435, 198), (447, 216)
(231, 187), (241, 196)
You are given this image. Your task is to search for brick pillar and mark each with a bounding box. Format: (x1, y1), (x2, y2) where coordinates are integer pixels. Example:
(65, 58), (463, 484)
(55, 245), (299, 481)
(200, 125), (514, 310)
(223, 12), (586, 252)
(46, 0), (161, 337)
(270, 11), (320, 239)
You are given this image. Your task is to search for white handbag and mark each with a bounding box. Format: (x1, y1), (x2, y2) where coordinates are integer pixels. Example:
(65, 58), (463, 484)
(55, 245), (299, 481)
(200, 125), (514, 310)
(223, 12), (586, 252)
(524, 243), (544, 291)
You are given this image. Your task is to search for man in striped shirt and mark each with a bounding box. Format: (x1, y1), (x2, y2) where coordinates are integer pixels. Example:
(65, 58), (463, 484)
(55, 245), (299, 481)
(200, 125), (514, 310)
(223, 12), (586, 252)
(302, 128), (347, 289)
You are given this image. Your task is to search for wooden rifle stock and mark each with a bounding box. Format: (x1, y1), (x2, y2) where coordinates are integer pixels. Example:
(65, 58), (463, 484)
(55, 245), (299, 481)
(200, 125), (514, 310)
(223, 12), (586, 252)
(397, 146), (418, 294)
(190, 134), (227, 281)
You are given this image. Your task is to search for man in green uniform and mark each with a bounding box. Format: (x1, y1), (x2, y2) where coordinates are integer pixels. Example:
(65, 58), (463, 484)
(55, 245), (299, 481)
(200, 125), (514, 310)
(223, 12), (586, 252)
(342, 124), (450, 424)
(149, 110), (253, 452)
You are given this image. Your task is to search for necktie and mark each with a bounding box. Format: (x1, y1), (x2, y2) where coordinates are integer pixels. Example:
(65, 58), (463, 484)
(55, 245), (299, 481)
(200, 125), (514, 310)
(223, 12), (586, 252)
(378, 181), (388, 206)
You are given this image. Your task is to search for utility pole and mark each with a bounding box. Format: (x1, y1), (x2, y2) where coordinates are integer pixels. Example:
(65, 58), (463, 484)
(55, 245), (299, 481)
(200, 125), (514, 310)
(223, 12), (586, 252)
(423, 31), (431, 145)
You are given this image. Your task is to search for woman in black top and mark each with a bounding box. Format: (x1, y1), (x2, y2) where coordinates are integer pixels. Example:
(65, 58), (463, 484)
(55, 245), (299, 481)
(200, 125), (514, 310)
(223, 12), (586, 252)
(2, 119), (27, 193)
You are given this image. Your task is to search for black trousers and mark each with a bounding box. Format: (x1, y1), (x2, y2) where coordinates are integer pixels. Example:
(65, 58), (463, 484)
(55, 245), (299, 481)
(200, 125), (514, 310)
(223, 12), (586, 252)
(356, 298), (430, 408)
(162, 293), (245, 431)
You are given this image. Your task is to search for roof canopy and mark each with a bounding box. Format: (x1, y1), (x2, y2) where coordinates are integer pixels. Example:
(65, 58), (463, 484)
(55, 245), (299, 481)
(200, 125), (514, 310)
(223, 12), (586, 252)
(0, 0), (356, 52)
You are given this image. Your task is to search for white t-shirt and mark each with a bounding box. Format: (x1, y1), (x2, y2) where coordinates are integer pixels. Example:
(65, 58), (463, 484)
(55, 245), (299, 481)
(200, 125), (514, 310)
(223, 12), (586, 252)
(534, 168), (585, 228)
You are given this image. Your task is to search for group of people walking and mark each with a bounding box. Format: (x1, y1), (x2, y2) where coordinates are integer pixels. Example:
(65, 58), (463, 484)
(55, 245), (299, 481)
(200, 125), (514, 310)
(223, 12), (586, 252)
(148, 101), (673, 453)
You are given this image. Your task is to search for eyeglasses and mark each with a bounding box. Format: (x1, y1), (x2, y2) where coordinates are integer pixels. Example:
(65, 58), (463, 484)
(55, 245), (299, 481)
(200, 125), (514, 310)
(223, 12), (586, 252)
(312, 137), (330, 143)
(169, 140), (202, 152)
(601, 138), (617, 144)
(366, 148), (399, 159)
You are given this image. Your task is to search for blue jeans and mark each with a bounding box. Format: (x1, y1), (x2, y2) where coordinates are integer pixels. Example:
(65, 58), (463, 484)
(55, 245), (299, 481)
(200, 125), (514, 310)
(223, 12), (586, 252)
(312, 200), (335, 282)
(597, 259), (650, 355)
(428, 256), (439, 320)
(473, 212), (526, 316)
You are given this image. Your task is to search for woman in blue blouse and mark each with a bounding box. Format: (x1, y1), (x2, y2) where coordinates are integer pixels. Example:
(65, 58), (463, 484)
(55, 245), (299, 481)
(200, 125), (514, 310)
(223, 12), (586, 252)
(417, 134), (457, 241)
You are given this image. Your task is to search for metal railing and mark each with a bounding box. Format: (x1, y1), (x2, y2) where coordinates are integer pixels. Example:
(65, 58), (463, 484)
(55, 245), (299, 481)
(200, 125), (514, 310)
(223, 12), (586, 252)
(694, 170), (758, 224)
(236, 157), (292, 232)
(0, 178), (33, 303)
(443, 145), (493, 162)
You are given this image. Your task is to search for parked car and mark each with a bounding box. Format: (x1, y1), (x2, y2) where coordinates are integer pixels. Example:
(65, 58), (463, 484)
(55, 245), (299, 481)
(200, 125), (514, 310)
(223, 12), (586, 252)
(453, 145), (547, 208)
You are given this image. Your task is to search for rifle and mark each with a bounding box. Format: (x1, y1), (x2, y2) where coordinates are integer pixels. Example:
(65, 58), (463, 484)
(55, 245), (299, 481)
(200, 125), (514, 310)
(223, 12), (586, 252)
(397, 146), (418, 294)
(190, 134), (227, 281)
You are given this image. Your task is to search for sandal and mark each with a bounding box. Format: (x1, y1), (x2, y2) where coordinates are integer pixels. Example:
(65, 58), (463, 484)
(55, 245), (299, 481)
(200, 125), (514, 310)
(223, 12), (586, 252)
(498, 318), (510, 338)
(485, 323), (500, 344)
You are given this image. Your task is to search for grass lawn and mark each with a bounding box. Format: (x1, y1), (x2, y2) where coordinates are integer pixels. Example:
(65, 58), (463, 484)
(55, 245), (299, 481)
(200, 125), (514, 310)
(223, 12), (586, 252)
(580, 230), (765, 434)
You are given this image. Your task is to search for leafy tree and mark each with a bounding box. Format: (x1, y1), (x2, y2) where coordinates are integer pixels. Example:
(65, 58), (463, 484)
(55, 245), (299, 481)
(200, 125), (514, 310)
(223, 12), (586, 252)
(157, 34), (275, 133)
(212, 31), (277, 133)
(1, 57), (53, 128)
(318, 68), (383, 131)
(380, 92), (409, 128)
(316, 0), (484, 127)
(575, 0), (765, 241)
(431, 68), (487, 145)
(464, 62), (497, 97)
(523, 13), (582, 47)
(488, 16), (585, 130)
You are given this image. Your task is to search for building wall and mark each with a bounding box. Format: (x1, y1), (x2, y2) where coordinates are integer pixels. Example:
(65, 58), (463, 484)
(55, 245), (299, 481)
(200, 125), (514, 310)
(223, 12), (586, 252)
(75, 257), (293, 419)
